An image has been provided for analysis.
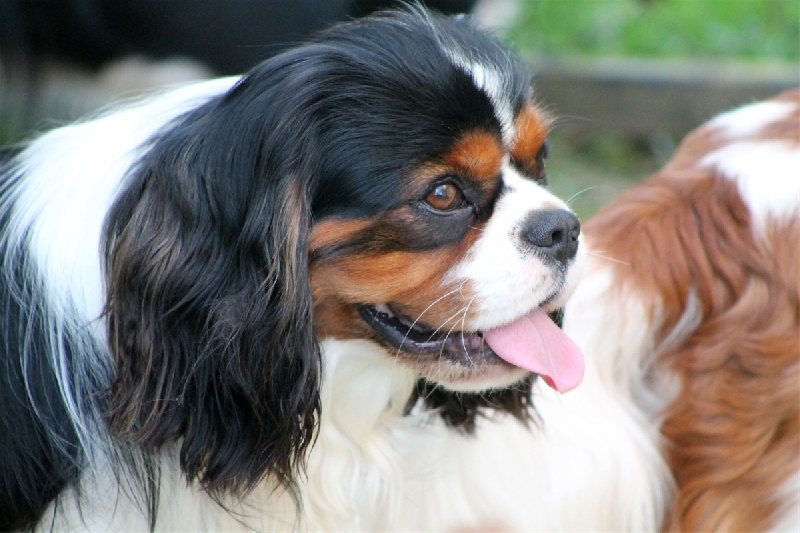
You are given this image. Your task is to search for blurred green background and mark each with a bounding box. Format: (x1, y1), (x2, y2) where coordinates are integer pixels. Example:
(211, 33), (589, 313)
(509, 0), (798, 62)
(504, 0), (799, 218)
(1, 0), (798, 220)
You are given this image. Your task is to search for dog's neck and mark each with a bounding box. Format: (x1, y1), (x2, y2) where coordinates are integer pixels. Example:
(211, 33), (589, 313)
(300, 339), (418, 528)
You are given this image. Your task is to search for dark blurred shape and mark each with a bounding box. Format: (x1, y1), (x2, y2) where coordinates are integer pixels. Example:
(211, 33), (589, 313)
(0, 0), (478, 75)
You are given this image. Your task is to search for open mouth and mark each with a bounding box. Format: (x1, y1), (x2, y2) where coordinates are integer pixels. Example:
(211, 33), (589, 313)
(357, 302), (585, 393)
(357, 303), (492, 364)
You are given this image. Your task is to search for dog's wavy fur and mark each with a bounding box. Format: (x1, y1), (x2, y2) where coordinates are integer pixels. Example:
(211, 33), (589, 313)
(1, 3), (796, 529)
(566, 88), (800, 531)
(0, 7), (584, 530)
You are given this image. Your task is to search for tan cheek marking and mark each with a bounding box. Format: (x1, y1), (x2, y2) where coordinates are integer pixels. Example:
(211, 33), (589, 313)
(309, 218), (373, 252)
(442, 131), (504, 183)
(311, 224), (484, 338)
(312, 296), (366, 340)
(511, 106), (551, 165)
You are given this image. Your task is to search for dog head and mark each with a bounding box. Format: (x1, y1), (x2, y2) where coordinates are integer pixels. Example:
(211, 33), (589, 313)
(103, 6), (584, 495)
(307, 10), (584, 395)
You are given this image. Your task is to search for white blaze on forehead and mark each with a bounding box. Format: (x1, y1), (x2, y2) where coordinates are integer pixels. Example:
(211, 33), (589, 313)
(709, 100), (796, 139)
(446, 166), (575, 331)
(444, 49), (516, 146)
(416, 7), (518, 146)
(498, 164), (570, 217)
(701, 140), (800, 230)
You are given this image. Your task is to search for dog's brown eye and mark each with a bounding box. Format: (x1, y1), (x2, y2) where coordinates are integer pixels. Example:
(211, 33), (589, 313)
(424, 183), (464, 211)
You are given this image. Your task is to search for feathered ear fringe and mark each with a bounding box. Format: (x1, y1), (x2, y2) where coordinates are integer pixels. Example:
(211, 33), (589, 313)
(102, 76), (323, 498)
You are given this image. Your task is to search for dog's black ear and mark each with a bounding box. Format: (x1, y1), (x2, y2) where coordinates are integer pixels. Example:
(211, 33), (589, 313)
(102, 78), (321, 494)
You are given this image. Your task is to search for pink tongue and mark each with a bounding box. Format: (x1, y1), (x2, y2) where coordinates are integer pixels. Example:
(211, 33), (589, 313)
(483, 310), (584, 393)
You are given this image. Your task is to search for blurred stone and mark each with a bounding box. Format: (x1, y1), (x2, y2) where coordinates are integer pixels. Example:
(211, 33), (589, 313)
(529, 58), (799, 139)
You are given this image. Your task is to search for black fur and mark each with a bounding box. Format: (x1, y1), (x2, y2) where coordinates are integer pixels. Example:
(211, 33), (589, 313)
(102, 81), (322, 496)
(0, 180), (80, 531)
(0, 0), (477, 75)
(1, 7), (536, 528)
(104, 6), (532, 493)
(407, 376), (537, 433)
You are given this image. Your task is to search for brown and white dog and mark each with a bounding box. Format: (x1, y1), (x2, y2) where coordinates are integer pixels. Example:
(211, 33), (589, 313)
(561, 89), (799, 531)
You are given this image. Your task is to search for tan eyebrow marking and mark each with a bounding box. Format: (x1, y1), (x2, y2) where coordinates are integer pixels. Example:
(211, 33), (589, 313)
(511, 105), (552, 164)
(309, 218), (373, 253)
(442, 130), (504, 182)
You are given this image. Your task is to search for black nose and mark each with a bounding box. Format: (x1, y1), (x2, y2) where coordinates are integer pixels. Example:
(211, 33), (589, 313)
(520, 209), (581, 264)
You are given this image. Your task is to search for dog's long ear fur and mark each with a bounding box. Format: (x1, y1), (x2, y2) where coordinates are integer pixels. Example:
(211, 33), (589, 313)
(103, 63), (324, 494)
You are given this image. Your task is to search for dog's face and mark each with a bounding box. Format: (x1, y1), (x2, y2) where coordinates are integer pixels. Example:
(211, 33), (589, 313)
(101, 8), (585, 493)
(306, 15), (584, 393)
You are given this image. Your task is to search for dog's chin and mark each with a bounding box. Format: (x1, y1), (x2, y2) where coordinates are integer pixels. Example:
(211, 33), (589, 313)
(421, 362), (531, 393)
(357, 303), (533, 392)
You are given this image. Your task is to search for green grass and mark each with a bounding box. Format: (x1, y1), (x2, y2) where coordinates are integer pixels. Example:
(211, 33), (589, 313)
(508, 0), (800, 62)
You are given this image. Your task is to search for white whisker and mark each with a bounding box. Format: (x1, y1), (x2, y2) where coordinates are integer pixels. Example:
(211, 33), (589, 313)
(588, 250), (631, 267)
(428, 303), (472, 341)
(566, 186), (597, 205)
(459, 294), (478, 363)
(439, 315), (463, 357)
(394, 280), (468, 358)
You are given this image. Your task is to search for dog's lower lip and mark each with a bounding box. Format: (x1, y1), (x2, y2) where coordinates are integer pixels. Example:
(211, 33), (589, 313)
(356, 304), (492, 361)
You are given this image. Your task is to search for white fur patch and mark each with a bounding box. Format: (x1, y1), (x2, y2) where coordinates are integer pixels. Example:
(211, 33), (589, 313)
(443, 50), (516, 146)
(412, 6), (516, 145)
(709, 100), (796, 139)
(772, 469), (800, 533)
(447, 166), (583, 331)
(392, 350), (670, 531)
(310, 337), (668, 532)
(5, 77), (238, 466)
(10, 77), (238, 324)
(700, 140), (800, 230)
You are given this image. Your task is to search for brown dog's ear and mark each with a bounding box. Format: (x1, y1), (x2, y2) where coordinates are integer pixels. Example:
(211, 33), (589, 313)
(102, 79), (322, 496)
